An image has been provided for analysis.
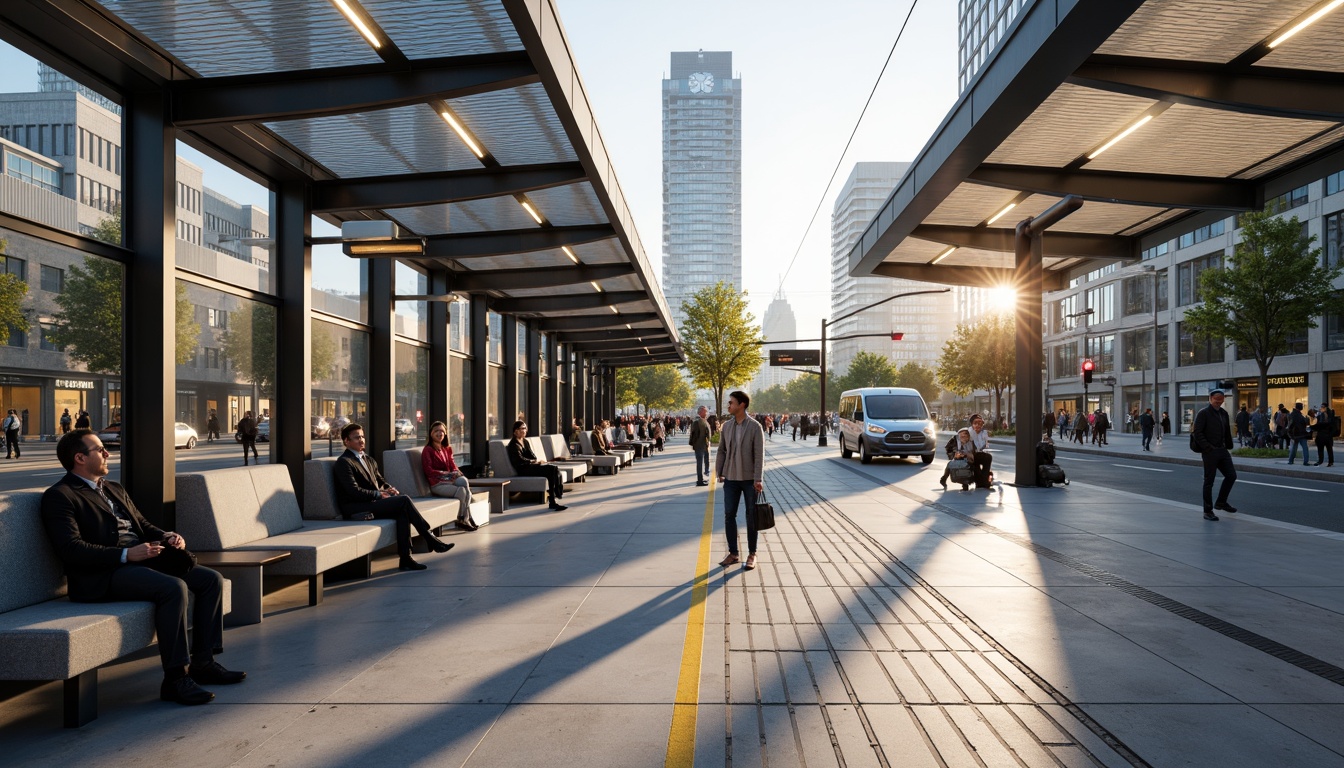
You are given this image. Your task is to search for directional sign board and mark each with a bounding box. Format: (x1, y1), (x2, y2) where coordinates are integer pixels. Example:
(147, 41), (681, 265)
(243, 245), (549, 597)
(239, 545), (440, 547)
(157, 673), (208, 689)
(769, 349), (820, 367)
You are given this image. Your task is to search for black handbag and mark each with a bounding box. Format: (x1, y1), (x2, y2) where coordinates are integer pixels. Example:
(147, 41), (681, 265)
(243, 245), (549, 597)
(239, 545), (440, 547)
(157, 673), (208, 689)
(754, 491), (775, 531)
(1189, 430), (1202, 454)
(144, 544), (198, 578)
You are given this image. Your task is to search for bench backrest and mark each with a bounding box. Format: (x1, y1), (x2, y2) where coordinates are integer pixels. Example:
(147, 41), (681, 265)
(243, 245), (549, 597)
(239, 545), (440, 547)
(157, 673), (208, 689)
(541, 434), (571, 461)
(0, 491), (67, 613)
(383, 448), (431, 497)
(577, 431), (595, 454)
(488, 440), (517, 478)
(176, 464), (304, 550)
(303, 457), (342, 520)
(526, 436), (550, 462)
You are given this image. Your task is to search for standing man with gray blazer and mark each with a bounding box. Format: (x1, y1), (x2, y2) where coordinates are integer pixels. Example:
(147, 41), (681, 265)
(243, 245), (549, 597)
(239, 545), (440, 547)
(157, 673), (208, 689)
(715, 391), (765, 570)
(689, 405), (712, 486)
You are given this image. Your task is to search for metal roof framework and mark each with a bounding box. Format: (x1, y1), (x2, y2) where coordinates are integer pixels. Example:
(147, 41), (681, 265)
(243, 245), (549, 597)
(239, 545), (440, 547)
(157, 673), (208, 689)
(2, 0), (680, 367)
(849, 0), (1344, 290)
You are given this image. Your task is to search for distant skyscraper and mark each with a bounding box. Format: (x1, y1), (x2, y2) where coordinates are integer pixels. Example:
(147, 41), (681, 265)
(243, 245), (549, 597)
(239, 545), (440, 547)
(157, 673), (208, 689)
(831, 162), (956, 376)
(750, 292), (800, 394)
(662, 51), (742, 332)
(958, 0), (1033, 93)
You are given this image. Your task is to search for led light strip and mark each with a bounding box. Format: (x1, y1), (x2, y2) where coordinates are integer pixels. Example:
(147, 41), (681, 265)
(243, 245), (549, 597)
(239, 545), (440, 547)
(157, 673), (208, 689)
(439, 110), (485, 158)
(332, 0), (381, 49)
(1088, 114), (1153, 160)
(931, 246), (957, 265)
(1269, 0), (1344, 48)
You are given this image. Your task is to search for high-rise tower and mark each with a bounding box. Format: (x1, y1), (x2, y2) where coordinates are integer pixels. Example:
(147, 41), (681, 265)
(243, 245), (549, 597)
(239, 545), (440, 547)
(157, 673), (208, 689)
(662, 51), (742, 331)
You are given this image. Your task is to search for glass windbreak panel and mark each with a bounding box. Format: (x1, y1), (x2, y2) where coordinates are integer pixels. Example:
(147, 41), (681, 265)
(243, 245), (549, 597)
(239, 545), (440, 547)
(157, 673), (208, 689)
(175, 141), (274, 294)
(312, 217), (367, 323)
(395, 342), (428, 448)
(517, 372), (527, 425)
(311, 318), (369, 454)
(539, 373), (549, 433)
(489, 365), (505, 438)
(449, 353), (471, 466)
(176, 280), (275, 467)
(862, 395), (928, 421)
(394, 261), (427, 340)
(488, 311), (503, 362)
(0, 41), (123, 242)
(448, 298), (470, 352)
(1, 231), (122, 478)
(517, 320), (529, 371)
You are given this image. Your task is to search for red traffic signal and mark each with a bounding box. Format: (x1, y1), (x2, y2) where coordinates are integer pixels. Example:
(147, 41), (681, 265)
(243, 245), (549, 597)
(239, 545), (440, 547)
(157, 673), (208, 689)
(890, 332), (904, 341)
(1081, 358), (1094, 384)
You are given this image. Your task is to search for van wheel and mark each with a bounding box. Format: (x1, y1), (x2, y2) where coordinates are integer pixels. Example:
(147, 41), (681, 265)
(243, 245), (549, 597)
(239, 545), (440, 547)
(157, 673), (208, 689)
(859, 441), (872, 464)
(921, 453), (935, 465)
(840, 437), (852, 459)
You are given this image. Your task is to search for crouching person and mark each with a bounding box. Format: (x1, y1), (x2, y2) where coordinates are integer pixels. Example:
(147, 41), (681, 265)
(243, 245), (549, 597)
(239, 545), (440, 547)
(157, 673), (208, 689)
(41, 429), (245, 706)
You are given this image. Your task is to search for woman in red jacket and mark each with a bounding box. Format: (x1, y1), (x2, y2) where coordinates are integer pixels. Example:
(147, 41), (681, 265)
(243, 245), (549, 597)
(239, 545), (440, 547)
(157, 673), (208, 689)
(422, 421), (475, 530)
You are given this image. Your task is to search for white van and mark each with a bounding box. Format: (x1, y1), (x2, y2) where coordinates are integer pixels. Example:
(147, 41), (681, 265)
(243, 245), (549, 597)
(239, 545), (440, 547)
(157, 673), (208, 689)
(836, 387), (936, 464)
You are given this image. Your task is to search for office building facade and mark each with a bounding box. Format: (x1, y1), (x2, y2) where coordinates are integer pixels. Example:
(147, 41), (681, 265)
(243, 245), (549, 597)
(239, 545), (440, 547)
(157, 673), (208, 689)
(750, 292), (800, 394)
(662, 50), (742, 331)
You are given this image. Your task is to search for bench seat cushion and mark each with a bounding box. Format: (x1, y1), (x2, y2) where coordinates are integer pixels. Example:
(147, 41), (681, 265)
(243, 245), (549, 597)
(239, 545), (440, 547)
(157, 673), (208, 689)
(230, 531), (362, 575)
(0, 601), (155, 680)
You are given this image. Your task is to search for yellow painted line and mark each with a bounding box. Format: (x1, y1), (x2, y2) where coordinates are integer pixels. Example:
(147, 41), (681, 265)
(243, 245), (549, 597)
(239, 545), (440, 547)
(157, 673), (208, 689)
(665, 476), (716, 767)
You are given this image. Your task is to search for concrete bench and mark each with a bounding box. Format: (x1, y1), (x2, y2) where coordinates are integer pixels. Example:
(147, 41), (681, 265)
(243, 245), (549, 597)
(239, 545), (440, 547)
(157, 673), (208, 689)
(382, 447), (492, 528)
(301, 456), (458, 560)
(0, 491), (230, 728)
(577, 431), (634, 467)
(526, 436), (588, 483)
(486, 440), (551, 502)
(543, 433), (621, 475)
(606, 427), (652, 458)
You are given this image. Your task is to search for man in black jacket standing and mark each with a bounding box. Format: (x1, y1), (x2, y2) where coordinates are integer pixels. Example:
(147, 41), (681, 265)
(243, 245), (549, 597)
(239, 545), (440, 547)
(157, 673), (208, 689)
(41, 429), (244, 705)
(1192, 390), (1237, 521)
(333, 423), (453, 571)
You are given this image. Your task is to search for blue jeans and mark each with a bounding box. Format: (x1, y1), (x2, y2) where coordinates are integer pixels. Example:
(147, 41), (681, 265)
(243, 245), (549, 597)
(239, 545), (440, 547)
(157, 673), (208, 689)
(1288, 437), (1309, 463)
(722, 479), (758, 556)
(694, 447), (710, 482)
(1141, 428), (1153, 450)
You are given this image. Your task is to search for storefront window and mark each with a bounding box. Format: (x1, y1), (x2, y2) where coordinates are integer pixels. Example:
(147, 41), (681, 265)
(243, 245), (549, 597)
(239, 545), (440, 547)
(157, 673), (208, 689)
(311, 318), (369, 453)
(395, 342), (428, 448)
(1236, 375), (1308, 414)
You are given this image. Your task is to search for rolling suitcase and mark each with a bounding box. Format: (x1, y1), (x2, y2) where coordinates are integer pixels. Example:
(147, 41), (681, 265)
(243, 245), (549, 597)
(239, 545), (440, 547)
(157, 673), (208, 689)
(1037, 463), (1067, 487)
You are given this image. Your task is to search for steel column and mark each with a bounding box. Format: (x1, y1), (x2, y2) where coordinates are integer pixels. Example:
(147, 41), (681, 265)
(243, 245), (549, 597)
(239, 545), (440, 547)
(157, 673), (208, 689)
(274, 180), (312, 494)
(527, 324), (541, 434)
(368, 259), (395, 460)
(470, 297), (489, 466)
(123, 87), (175, 528)
(429, 270), (449, 431)
(503, 314), (518, 428)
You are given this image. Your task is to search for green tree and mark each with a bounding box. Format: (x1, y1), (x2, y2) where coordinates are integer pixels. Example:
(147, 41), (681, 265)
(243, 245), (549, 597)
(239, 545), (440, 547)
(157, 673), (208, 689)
(310, 320), (337, 384)
(219, 303), (277, 396)
(615, 367), (640, 413)
(836, 350), (898, 391)
(784, 370), (839, 413)
(894, 361), (941, 407)
(752, 383), (788, 413)
(0, 240), (29, 340)
(680, 281), (764, 415)
(1181, 210), (1344, 410)
(626, 365), (693, 414)
(936, 313), (1015, 428)
(90, 205), (121, 245)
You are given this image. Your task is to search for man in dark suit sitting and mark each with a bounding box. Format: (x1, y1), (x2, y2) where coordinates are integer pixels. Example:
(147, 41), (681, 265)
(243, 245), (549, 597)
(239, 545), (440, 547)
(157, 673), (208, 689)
(333, 423), (453, 571)
(41, 429), (245, 706)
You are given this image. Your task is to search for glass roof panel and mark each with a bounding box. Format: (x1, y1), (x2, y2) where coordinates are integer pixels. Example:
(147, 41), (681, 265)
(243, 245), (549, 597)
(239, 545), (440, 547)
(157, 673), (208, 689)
(452, 83), (577, 166)
(99, 0), (382, 76)
(527, 183), (607, 227)
(361, 0), (522, 58)
(388, 195), (538, 236)
(265, 104), (482, 177)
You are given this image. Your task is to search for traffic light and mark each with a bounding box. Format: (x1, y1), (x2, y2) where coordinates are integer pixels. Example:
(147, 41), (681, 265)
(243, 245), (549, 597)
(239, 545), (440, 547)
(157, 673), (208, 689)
(890, 332), (904, 341)
(1082, 358), (1095, 384)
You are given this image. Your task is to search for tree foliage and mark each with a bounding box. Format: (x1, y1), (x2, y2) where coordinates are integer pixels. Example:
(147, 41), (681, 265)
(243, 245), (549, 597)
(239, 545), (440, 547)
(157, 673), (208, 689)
(615, 367), (639, 412)
(895, 361), (941, 407)
(680, 281), (764, 415)
(836, 351), (898, 391)
(783, 370), (839, 413)
(619, 365), (693, 415)
(90, 205), (121, 246)
(220, 303), (277, 396)
(1181, 210), (1344, 409)
(0, 239), (28, 340)
(752, 383), (788, 414)
(936, 313), (1015, 427)
(310, 320), (338, 384)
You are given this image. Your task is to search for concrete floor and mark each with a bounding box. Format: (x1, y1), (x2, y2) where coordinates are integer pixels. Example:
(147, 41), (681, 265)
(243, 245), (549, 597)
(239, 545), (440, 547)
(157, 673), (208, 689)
(3, 436), (1342, 767)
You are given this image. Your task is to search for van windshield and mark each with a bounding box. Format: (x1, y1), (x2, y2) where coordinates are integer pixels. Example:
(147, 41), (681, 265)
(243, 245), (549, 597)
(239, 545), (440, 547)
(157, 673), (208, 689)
(864, 395), (927, 421)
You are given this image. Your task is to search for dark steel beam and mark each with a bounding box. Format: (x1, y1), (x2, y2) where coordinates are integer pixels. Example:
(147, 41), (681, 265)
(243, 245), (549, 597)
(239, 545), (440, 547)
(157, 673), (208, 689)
(968, 164), (1257, 211)
(871, 262), (1069, 291)
(911, 225), (1135, 260)
(597, 352), (683, 366)
(427, 224), (616, 260)
(1070, 55), (1344, 122)
(490, 291), (646, 314)
(570, 340), (678, 353)
(172, 52), (538, 127)
(555, 329), (671, 344)
(537, 313), (659, 332)
(451, 263), (634, 291)
(312, 163), (587, 213)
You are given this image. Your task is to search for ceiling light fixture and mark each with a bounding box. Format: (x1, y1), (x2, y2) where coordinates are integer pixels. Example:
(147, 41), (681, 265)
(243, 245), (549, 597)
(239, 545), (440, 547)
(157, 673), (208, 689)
(562, 246), (580, 264)
(591, 281), (605, 293)
(439, 110), (485, 158)
(610, 306), (620, 314)
(1269, 0), (1344, 47)
(931, 246), (957, 265)
(1088, 114), (1153, 160)
(986, 202), (1017, 225)
(519, 199), (544, 224)
(332, 0), (381, 49)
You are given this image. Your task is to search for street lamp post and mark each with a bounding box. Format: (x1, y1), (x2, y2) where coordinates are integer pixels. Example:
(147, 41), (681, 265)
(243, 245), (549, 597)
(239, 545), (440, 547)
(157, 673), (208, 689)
(818, 288), (951, 447)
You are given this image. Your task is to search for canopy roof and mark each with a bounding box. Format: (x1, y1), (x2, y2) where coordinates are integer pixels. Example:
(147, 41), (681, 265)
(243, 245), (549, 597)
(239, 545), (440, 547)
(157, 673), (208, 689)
(850, 0), (1344, 290)
(9, 0), (679, 365)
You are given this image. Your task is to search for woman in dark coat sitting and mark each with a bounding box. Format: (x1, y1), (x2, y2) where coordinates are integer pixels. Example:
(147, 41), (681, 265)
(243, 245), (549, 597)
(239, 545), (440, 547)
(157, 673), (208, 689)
(506, 421), (567, 511)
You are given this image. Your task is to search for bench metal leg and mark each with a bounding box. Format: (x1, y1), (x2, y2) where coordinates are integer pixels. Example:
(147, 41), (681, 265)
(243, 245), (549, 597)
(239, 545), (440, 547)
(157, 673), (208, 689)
(308, 573), (324, 606)
(63, 670), (97, 728)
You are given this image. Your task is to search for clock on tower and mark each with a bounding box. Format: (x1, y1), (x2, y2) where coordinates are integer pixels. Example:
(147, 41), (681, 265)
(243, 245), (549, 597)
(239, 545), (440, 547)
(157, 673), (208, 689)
(687, 71), (715, 94)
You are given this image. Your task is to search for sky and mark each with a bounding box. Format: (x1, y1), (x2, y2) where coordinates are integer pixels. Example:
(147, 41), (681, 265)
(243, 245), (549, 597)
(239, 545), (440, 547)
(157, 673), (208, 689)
(0, 0), (962, 338)
(553, 0), (960, 336)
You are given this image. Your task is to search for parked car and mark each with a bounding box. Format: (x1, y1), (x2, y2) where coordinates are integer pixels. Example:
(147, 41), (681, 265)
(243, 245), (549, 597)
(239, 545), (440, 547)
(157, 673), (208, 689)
(97, 422), (121, 449)
(256, 419), (270, 443)
(395, 418), (416, 437)
(311, 416), (330, 439)
(96, 422), (198, 449)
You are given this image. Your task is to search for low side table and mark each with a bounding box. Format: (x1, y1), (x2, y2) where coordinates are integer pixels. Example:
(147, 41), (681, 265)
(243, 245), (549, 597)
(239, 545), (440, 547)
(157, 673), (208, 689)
(195, 550), (292, 626)
(469, 478), (511, 513)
